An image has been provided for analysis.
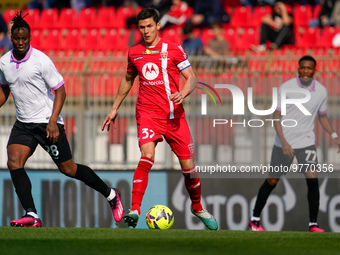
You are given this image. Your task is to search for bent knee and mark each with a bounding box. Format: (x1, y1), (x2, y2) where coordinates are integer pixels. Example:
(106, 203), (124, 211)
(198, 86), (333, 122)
(57, 160), (77, 177)
(7, 155), (24, 170)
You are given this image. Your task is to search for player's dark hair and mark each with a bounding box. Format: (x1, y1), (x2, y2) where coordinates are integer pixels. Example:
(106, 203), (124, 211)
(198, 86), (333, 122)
(299, 55), (317, 67)
(136, 8), (159, 24)
(11, 11), (31, 35)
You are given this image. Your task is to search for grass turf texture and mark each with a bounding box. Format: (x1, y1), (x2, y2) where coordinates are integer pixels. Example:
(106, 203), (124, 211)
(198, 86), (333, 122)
(0, 227), (339, 255)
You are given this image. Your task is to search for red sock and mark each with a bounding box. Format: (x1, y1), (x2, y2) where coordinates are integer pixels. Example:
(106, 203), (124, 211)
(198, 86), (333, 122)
(182, 166), (203, 213)
(131, 157), (154, 215)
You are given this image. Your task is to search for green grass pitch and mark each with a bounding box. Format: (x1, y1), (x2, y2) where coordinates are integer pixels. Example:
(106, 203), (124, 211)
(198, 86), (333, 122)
(0, 227), (339, 255)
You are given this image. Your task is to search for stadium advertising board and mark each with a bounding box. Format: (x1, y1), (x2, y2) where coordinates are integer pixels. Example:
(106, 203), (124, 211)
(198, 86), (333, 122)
(168, 172), (340, 232)
(2, 170), (340, 231)
(0, 170), (167, 229)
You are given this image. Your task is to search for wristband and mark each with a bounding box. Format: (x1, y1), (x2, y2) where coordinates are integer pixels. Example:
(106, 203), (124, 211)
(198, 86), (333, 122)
(331, 132), (338, 139)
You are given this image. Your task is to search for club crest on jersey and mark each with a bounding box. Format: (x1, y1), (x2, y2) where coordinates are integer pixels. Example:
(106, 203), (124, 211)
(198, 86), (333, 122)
(160, 51), (168, 59)
(142, 62), (159, 80)
(143, 49), (160, 54)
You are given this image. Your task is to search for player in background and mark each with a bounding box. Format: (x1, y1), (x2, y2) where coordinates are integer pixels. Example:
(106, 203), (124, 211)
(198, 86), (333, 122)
(249, 55), (340, 232)
(0, 12), (123, 227)
(102, 8), (218, 230)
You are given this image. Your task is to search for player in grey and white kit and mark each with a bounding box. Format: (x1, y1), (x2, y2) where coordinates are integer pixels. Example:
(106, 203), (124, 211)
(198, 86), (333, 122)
(0, 12), (123, 227)
(249, 55), (340, 232)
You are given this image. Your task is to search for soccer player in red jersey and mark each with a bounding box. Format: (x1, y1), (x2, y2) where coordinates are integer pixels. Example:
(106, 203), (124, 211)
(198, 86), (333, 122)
(102, 8), (218, 230)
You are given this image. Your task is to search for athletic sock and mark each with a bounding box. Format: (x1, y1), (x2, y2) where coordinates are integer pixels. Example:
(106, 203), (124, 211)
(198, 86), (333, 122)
(250, 216), (261, 222)
(10, 168), (37, 214)
(106, 188), (116, 201)
(182, 166), (203, 213)
(306, 178), (319, 223)
(74, 164), (111, 197)
(253, 179), (277, 217)
(131, 157), (154, 215)
(27, 211), (39, 218)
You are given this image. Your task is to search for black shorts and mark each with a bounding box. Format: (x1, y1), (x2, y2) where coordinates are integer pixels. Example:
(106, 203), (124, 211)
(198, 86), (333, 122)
(269, 145), (318, 177)
(7, 120), (73, 164)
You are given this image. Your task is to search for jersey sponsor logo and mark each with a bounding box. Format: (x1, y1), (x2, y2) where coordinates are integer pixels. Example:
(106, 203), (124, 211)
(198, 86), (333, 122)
(143, 49), (160, 54)
(142, 80), (165, 86)
(142, 62), (159, 80)
(134, 57), (143, 61)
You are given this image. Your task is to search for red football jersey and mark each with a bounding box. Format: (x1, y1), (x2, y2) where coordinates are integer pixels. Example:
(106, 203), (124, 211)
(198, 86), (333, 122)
(127, 38), (191, 119)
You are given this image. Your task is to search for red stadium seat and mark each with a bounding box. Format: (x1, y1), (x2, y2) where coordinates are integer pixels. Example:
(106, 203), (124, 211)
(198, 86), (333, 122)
(230, 6), (252, 28)
(116, 28), (131, 51)
(99, 29), (118, 51)
(96, 6), (115, 29)
(319, 26), (340, 48)
(61, 29), (81, 51)
(57, 8), (77, 30)
(223, 28), (238, 50)
(76, 8), (97, 29)
(3, 9), (19, 24)
(39, 8), (59, 30)
(30, 29), (42, 50)
(40, 29), (62, 51)
(161, 28), (182, 44)
(238, 28), (259, 50)
(296, 27), (320, 48)
(80, 29), (100, 51)
(114, 7), (135, 29)
(252, 6), (271, 27)
(24, 9), (40, 31)
(312, 4), (322, 18)
(293, 4), (312, 28)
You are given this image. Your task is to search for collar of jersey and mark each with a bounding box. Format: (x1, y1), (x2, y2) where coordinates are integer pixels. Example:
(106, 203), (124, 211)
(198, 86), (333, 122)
(10, 46), (33, 64)
(145, 38), (162, 48)
(296, 76), (315, 92)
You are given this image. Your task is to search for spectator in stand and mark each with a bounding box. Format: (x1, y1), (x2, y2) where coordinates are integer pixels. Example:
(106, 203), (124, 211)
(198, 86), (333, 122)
(204, 21), (229, 56)
(70, 0), (91, 12)
(318, 0), (340, 27)
(160, 0), (189, 29)
(182, 22), (204, 55)
(190, 0), (229, 28)
(251, 1), (294, 52)
(126, 0), (173, 28)
(27, 0), (56, 10)
(0, 15), (12, 53)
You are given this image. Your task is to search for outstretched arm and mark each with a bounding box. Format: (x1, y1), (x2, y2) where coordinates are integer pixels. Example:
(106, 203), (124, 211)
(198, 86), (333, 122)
(0, 86), (10, 108)
(101, 72), (137, 131)
(319, 114), (340, 153)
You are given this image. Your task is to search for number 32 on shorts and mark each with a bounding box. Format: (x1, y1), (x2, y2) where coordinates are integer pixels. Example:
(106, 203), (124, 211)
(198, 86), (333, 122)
(141, 128), (155, 139)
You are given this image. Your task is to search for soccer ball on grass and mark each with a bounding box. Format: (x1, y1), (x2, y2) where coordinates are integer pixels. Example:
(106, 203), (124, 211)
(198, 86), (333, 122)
(145, 205), (174, 229)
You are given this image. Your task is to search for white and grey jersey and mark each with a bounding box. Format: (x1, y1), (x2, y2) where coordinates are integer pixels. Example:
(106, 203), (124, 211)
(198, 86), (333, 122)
(0, 46), (65, 124)
(274, 77), (328, 149)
